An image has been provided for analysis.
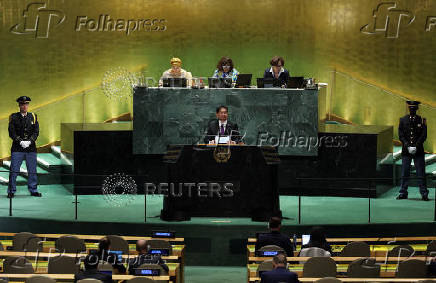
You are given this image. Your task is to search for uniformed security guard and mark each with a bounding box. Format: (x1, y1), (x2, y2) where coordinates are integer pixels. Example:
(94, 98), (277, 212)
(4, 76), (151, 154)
(7, 96), (41, 198)
(397, 100), (428, 201)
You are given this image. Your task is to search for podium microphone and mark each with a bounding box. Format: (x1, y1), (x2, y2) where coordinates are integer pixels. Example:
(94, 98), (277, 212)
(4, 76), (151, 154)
(217, 129), (221, 145)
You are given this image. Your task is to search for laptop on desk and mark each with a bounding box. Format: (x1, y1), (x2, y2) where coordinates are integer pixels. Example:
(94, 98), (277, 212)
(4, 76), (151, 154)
(162, 78), (187, 87)
(287, 76), (305, 88)
(235, 74), (252, 88)
(208, 77), (232, 88)
(257, 78), (281, 88)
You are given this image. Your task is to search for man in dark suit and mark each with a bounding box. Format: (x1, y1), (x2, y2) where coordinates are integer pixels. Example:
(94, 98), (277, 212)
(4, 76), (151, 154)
(204, 105), (240, 144)
(256, 217), (294, 257)
(8, 96), (41, 198)
(75, 254), (112, 283)
(128, 239), (169, 274)
(260, 254), (299, 283)
(397, 100), (429, 201)
(96, 237), (126, 274)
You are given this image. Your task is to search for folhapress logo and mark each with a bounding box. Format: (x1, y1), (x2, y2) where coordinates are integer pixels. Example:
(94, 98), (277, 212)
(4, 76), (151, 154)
(10, 2), (65, 39)
(360, 2), (415, 38)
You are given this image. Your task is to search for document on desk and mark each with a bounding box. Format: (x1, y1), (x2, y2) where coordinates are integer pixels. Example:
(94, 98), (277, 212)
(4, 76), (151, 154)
(215, 136), (230, 144)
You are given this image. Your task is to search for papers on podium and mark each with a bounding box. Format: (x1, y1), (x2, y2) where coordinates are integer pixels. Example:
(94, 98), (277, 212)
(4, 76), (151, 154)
(215, 135), (230, 144)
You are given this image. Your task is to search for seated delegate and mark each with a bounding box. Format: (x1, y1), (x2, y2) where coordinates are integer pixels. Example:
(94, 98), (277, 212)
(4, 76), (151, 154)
(212, 56), (239, 83)
(128, 239), (169, 274)
(256, 217), (294, 256)
(159, 57), (192, 86)
(263, 56), (290, 87)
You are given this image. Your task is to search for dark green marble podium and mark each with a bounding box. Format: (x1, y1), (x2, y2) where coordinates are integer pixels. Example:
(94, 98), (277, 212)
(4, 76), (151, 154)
(133, 87), (318, 156)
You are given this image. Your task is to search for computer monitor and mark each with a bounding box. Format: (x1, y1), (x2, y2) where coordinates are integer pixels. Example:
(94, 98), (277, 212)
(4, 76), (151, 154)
(287, 76), (305, 88)
(134, 268), (161, 276)
(255, 250), (280, 257)
(148, 249), (170, 256)
(302, 234), (311, 245)
(215, 135), (230, 144)
(162, 78), (187, 87)
(235, 74), (252, 88)
(152, 231), (175, 238)
(257, 78), (281, 88)
(208, 77), (232, 88)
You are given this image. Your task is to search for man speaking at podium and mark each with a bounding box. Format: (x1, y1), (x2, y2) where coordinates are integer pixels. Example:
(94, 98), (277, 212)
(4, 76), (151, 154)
(204, 106), (240, 144)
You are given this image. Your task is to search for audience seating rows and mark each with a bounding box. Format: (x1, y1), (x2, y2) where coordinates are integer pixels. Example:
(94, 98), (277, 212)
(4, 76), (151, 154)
(0, 232), (185, 283)
(248, 218), (436, 282)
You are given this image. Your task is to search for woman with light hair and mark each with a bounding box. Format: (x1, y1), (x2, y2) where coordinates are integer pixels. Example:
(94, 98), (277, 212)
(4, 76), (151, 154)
(159, 57), (192, 86)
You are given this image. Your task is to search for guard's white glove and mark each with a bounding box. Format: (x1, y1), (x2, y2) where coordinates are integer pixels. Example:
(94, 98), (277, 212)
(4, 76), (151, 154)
(20, 141), (31, 148)
(407, 146), (417, 154)
(20, 141), (28, 148)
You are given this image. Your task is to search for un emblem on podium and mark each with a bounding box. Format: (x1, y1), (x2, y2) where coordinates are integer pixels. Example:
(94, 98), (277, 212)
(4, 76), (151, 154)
(213, 146), (231, 163)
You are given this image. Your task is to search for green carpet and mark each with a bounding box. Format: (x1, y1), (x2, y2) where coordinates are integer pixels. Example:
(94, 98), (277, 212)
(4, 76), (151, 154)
(0, 184), (434, 224)
(185, 266), (245, 283)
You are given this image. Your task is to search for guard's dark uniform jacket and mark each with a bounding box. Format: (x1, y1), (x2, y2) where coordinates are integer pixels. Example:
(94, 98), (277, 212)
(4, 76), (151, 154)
(398, 114), (427, 156)
(8, 112), (39, 152)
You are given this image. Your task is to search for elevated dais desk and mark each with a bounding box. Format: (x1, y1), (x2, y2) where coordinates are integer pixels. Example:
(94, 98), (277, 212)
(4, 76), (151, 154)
(133, 87), (319, 157)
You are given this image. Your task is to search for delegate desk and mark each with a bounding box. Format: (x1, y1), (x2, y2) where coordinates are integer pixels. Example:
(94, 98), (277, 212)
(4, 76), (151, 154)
(0, 233), (186, 283)
(0, 251), (179, 283)
(247, 236), (434, 259)
(0, 274), (171, 282)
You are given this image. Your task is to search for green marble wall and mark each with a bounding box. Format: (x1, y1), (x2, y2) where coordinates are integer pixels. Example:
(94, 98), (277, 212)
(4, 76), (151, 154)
(1, 0), (435, 158)
(133, 87), (318, 156)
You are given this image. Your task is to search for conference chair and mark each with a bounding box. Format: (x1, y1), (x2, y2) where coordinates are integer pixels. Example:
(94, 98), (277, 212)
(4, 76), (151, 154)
(77, 279), (103, 283)
(339, 242), (370, 257)
(3, 256), (34, 274)
(347, 257), (380, 278)
(256, 260), (273, 277)
(47, 255), (80, 274)
(25, 275), (56, 283)
(302, 257), (337, 278)
(314, 278), (342, 283)
(12, 232), (43, 252)
(146, 239), (173, 254)
(105, 235), (130, 254)
(97, 261), (113, 273)
(55, 235), (86, 253)
(299, 247), (331, 264)
(396, 259), (427, 278)
(0, 279), (7, 283)
(388, 244), (415, 257)
(300, 247), (331, 257)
